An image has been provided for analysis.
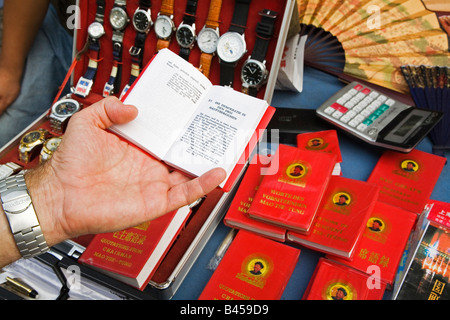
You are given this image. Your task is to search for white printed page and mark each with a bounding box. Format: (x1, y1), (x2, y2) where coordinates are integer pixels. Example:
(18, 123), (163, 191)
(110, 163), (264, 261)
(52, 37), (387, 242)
(111, 49), (213, 159)
(164, 85), (269, 181)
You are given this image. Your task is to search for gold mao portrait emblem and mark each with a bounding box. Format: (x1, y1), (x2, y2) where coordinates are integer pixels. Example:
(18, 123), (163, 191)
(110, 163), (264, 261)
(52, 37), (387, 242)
(325, 282), (355, 300)
(401, 160), (419, 173)
(286, 163), (306, 179)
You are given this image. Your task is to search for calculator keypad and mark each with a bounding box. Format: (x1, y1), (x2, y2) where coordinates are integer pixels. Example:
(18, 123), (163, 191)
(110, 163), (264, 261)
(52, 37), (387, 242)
(322, 84), (394, 134)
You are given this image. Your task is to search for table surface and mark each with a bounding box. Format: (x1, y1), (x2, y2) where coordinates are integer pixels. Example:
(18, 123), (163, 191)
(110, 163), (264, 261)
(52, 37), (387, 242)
(172, 66), (450, 300)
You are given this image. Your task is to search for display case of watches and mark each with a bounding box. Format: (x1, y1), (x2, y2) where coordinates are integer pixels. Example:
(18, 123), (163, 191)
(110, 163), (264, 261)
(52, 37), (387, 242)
(71, 0), (297, 106)
(1, 0), (297, 299)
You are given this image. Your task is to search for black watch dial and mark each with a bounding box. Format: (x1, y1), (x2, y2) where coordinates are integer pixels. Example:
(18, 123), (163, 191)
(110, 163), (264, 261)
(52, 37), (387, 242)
(133, 10), (151, 32)
(242, 61), (265, 86)
(176, 25), (195, 47)
(23, 131), (42, 144)
(55, 101), (79, 116)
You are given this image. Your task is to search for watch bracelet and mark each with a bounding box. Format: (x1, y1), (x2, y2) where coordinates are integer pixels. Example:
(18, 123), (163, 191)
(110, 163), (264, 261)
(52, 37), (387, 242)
(0, 174), (49, 259)
(49, 117), (64, 134)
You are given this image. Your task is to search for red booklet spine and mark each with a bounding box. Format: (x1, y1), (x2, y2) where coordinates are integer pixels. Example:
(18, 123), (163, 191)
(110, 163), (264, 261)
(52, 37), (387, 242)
(287, 176), (380, 260)
(224, 154), (287, 241)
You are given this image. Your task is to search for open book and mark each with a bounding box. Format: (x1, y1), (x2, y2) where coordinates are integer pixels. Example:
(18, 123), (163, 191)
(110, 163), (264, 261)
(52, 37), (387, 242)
(111, 49), (275, 191)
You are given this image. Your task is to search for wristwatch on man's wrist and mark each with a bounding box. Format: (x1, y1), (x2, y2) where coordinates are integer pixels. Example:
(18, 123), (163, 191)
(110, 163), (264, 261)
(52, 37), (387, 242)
(0, 162), (22, 181)
(0, 173), (49, 259)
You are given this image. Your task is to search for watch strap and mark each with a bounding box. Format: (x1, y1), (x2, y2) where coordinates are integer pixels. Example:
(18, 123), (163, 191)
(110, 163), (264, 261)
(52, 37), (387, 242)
(183, 0), (198, 26)
(95, 0), (106, 23)
(229, 0), (252, 34)
(0, 163), (22, 181)
(199, 52), (213, 78)
(103, 60), (121, 97)
(125, 8), (149, 97)
(160, 0), (174, 16)
(74, 0), (105, 97)
(179, 47), (191, 60)
(220, 62), (235, 87)
(177, 0), (198, 60)
(0, 174), (49, 259)
(157, 39), (170, 51)
(251, 9), (277, 62)
(139, 0), (151, 9)
(205, 0), (223, 29)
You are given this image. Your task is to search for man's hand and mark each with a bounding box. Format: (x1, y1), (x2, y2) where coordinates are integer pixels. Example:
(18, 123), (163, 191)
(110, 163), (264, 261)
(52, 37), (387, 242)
(0, 64), (21, 115)
(26, 97), (226, 246)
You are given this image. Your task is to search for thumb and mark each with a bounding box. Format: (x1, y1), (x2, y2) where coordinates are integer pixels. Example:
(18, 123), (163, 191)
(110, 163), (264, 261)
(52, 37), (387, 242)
(78, 96), (139, 130)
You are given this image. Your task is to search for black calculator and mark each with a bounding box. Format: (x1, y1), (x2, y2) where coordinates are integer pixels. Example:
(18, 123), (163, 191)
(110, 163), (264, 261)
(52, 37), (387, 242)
(316, 81), (443, 152)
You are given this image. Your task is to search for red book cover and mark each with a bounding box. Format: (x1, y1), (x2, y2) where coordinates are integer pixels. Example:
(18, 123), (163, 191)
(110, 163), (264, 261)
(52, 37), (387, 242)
(303, 258), (386, 300)
(198, 230), (300, 300)
(224, 154), (287, 242)
(79, 206), (191, 290)
(296, 130), (342, 175)
(287, 176), (380, 260)
(248, 144), (337, 234)
(367, 148), (446, 214)
(330, 201), (417, 286)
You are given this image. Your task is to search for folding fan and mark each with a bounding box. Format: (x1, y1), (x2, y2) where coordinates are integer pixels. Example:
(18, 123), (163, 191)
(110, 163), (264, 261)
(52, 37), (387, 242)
(401, 65), (449, 156)
(297, 0), (450, 93)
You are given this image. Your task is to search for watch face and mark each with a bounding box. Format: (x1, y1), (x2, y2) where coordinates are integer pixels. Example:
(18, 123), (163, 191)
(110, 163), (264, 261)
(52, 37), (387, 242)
(22, 131), (43, 144)
(154, 15), (175, 39)
(87, 21), (105, 39)
(197, 28), (219, 54)
(110, 7), (129, 31)
(53, 99), (80, 116)
(176, 25), (195, 48)
(133, 9), (152, 33)
(45, 137), (62, 152)
(217, 32), (246, 63)
(241, 60), (267, 87)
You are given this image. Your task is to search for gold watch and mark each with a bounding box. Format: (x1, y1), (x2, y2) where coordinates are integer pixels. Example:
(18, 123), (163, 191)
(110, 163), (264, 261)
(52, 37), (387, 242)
(39, 136), (62, 164)
(18, 129), (51, 164)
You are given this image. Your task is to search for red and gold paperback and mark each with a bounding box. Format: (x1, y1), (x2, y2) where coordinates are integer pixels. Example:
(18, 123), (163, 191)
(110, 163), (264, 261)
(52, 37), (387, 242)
(198, 230), (300, 300)
(287, 176), (380, 260)
(224, 154), (286, 242)
(79, 206), (191, 290)
(367, 148), (446, 214)
(248, 144), (337, 234)
(296, 130), (342, 175)
(303, 258), (386, 300)
(330, 201), (417, 286)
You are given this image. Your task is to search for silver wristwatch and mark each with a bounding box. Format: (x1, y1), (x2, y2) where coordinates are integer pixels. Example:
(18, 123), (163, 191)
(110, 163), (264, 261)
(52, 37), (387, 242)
(0, 173), (49, 258)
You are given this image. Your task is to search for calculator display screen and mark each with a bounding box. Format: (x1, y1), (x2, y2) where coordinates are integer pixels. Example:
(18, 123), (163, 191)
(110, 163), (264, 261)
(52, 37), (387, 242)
(393, 114), (423, 137)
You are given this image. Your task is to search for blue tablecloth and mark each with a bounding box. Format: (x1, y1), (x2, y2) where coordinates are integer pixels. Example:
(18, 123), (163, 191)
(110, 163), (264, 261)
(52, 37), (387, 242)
(173, 66), (450, 300)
